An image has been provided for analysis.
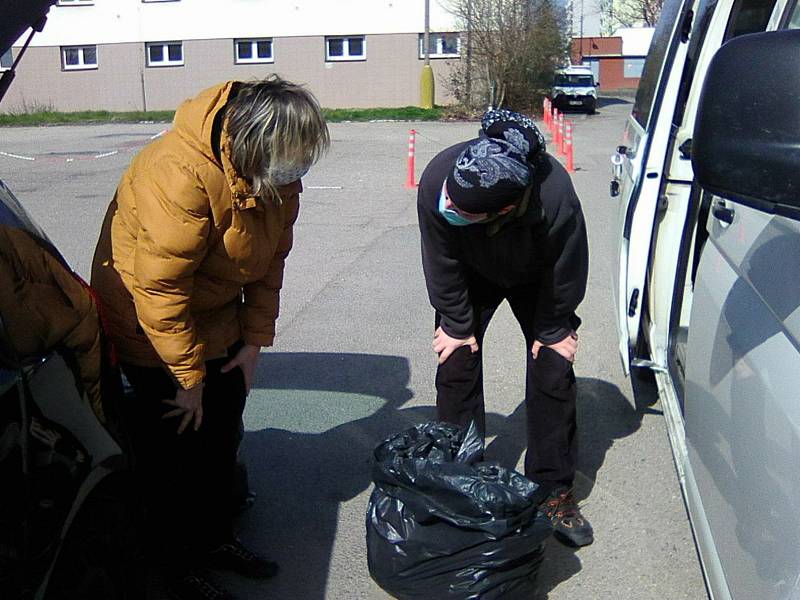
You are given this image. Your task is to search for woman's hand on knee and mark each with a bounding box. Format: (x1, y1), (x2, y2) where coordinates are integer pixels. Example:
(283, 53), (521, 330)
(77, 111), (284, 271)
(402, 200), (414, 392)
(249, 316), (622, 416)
(162, 383), (204, 434)
(221, 344), (261, 393)
(532, 331), (578, 362)
(433, 327), (479, 365)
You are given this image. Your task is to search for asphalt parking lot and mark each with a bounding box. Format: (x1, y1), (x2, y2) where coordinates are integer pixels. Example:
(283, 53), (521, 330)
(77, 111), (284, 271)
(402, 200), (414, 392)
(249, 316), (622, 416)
(0, 97), (708, 599)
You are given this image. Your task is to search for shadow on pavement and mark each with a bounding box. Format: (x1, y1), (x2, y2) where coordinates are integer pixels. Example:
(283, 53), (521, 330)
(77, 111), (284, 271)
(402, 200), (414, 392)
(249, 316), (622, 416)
(597, 96), (634, 108)
(232, 353), (651, 599)
(234, 352), (425, 599)
(485, 376), (658, 599)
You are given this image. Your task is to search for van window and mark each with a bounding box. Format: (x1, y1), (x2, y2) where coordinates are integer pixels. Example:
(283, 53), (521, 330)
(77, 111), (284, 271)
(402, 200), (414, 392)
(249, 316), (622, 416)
(724, 0), (778, 38)
(554, 74), (594, 86)
(672, 0), (719, 127)
(786, 0), (800, 27)
(631, 0), (686, 129)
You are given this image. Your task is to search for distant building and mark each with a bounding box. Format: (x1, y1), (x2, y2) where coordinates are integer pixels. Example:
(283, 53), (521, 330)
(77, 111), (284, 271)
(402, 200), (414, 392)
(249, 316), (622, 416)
(571, 27), (653, 92)
(0, 0), (461, 112)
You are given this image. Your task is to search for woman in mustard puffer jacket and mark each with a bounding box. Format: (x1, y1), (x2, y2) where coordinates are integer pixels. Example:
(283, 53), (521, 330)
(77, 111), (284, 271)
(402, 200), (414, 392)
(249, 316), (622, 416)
(91, 76), (329, 599)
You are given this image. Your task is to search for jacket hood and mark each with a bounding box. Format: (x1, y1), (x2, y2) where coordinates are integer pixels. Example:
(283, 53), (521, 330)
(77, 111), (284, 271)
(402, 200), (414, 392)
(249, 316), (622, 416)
(172, 81), (234, 165)
(172, 81), (257, 204)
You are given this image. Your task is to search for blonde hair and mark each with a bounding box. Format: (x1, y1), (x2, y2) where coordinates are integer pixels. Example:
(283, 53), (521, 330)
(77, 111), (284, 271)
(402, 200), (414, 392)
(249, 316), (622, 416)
(225, 75), (330, 199)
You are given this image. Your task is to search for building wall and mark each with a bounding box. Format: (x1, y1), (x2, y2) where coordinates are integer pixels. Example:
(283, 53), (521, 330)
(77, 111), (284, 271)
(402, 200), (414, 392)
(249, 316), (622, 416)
(572, 36), (623, 62)
(569, 36), (643, 91)
(596, 57), (642, 90)
(25, 0), (458, 46)
(2, 43), (144, 111)
(1, 0), (460, 112)
(2, 34), (460, 112)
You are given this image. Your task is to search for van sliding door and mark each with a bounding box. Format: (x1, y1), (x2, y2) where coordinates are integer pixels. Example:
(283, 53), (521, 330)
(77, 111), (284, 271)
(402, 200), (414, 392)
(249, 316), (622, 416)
(613, 0), (696, 373)
(686, 201), (800, 599)
(664, 0), (783, 411)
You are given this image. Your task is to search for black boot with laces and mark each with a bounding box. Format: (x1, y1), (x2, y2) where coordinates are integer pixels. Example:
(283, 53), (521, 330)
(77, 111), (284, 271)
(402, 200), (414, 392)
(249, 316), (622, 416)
(539, 486), (594, 547)
(167, 570), (234, 600)
(206, 538), (279, 579)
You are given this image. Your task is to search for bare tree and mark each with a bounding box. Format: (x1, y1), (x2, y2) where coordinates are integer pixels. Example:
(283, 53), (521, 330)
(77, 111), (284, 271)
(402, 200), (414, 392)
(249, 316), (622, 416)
(598, 0), (663, 33)
(446, 0), (570, 112)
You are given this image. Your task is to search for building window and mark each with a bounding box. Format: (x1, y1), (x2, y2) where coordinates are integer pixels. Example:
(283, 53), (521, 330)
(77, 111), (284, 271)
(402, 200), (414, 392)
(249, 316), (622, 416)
(235, 39), (273, 64)
(419, 32), (460, 58)
(624, 57), (646, 78)
(146, 42), (184, 67)
(581, 58), (600, 82)
(325, 36), (366, 61)
(0, 49), (12, 71)
(61, 45), (98, 70)
(57, 0), (94, 5)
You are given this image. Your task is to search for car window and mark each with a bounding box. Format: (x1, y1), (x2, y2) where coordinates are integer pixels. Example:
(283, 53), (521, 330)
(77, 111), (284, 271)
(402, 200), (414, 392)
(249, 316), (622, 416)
(724, 0), (778, 39)
(785, 0), (800, 27)
(632, 0), (686, 129)
(0, 49), (12, 70)
(0, 180), (50, 242)
(672, 0), (719, 127)
(554, 74), (594, 86)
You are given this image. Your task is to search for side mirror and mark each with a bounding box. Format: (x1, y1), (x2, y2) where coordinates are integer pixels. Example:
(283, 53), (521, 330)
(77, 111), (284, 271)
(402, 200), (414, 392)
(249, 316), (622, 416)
(692, 30), (800, 208)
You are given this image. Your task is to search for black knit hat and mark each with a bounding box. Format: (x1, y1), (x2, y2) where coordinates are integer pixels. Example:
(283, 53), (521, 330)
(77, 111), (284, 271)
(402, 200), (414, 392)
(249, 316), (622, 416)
(446, 109), (546, 213)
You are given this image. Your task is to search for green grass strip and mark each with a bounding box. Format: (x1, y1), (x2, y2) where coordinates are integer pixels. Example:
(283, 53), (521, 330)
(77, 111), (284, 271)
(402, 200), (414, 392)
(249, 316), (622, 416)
(0, 110), (175, 126)
(323, 106), (445, 122)
(0, 106), (446, 126)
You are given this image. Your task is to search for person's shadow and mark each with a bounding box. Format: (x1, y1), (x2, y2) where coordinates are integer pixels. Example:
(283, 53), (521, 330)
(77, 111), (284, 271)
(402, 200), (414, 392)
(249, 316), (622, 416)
(231, 352), (650, 599)
(230, 352), (427, 599)
(485, 375), (658, 599)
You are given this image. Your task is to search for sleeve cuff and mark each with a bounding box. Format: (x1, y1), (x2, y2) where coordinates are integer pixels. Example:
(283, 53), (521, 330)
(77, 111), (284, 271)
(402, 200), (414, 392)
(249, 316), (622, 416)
(174, 368), (206, 390)
(243, 330), (275, 348)
(439, 319), (473, 340)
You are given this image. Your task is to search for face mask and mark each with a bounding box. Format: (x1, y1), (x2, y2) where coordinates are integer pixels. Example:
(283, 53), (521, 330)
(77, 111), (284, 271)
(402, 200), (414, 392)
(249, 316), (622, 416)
(438, 185), (485, 226)
(269, 162), (311, 186)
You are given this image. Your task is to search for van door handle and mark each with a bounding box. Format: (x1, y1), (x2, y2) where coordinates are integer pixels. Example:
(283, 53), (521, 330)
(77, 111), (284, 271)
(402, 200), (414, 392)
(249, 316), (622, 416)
(712, 201), (735, 224)
(678, 138), (692, 159)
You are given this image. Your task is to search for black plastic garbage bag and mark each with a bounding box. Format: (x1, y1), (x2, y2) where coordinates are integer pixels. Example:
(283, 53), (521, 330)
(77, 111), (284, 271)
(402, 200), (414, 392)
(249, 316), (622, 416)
(366, 421), (552, 600)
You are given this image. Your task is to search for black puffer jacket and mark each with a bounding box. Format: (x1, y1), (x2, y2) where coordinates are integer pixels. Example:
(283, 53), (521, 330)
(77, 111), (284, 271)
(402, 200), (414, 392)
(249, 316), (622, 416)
(417, 141), (588, 345)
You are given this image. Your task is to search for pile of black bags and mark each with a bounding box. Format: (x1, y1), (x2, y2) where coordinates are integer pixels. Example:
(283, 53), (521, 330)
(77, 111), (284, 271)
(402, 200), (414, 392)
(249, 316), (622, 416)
(366, 422), (552, 599)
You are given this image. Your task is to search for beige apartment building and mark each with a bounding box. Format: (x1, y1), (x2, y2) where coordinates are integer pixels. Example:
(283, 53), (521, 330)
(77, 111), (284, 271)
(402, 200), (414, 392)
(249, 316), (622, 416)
(0, 0), (461, 112)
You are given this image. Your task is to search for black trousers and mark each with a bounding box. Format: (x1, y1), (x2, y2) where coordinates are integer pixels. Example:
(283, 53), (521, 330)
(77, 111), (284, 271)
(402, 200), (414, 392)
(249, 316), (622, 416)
(435, 275), (578, 489)
(121, 345), (246, 566)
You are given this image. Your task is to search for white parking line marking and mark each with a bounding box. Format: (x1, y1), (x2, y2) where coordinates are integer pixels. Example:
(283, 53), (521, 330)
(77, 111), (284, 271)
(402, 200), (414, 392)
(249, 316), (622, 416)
(0, 151), (35, 161)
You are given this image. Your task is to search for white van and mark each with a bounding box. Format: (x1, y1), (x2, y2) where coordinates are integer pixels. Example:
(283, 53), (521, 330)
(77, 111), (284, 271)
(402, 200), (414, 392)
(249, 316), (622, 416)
(610, 0), (800, 597)
(550, 65), (598, 113)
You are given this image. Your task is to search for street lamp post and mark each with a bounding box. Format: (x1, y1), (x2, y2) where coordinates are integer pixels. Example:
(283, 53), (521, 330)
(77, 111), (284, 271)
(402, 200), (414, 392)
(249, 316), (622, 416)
(421, 0), (435, 109)
(465, 0), (472, 108)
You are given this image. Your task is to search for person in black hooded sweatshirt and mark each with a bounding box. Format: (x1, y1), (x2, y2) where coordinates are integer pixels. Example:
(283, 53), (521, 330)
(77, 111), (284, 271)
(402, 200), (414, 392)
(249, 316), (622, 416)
(416, 108), (593, 547)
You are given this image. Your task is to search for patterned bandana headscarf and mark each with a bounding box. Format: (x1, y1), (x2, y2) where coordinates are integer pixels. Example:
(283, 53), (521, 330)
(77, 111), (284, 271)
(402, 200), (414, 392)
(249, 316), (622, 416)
(446, 108), (546, 213)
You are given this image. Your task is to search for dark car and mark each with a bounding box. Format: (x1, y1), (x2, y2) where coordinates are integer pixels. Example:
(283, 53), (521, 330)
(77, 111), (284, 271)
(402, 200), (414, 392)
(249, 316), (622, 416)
(0, 3), (140, 598)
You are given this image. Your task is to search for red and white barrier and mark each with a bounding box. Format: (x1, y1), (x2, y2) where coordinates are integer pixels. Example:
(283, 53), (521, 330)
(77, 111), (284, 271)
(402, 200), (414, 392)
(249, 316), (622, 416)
(556, 112), (564, 153)
(405, 129), (417, 189)
(543, 98), (551, 129)
(565, 120), (575, 173)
